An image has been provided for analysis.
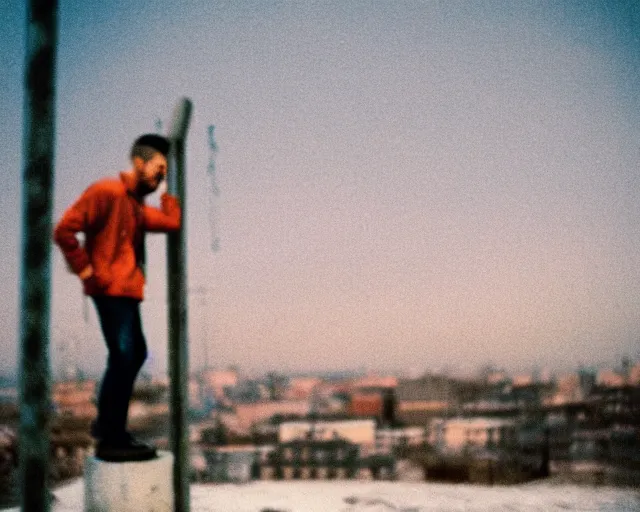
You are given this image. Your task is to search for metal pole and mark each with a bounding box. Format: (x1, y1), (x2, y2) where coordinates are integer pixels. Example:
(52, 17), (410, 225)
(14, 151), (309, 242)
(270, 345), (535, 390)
(166, 98), (192, 512)
(19, 1), (58, 511)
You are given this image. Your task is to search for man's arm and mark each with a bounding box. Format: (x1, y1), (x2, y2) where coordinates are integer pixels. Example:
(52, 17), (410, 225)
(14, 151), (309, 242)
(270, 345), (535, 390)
(143, 192), (181, 232)
(53, 183), (111, 278)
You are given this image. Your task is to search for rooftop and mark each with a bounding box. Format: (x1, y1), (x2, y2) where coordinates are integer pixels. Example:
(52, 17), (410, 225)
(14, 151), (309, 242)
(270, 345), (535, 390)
(8, 479), (638, 511)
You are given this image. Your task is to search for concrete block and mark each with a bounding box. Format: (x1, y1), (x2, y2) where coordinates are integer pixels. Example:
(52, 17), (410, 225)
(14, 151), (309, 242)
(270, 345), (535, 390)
(84, 451), (173, 512)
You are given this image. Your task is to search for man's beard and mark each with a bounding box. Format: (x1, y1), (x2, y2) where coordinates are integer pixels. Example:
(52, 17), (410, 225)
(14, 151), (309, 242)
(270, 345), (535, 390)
(136, 179), (158, 197)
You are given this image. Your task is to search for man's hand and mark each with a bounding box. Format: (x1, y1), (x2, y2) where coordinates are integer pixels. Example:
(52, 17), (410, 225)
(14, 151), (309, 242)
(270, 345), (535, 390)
(80, 266), (111, 294)
(78, 265), (94, 281)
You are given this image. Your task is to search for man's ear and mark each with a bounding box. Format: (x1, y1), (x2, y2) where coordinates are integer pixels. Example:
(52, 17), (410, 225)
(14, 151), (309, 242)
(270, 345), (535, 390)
(132, 156), (145, 170)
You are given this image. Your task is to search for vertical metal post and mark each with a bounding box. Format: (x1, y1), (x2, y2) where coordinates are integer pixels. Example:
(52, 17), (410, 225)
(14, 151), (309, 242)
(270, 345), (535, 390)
(166, 98), (192, 512)
(19, 1), (58, 511)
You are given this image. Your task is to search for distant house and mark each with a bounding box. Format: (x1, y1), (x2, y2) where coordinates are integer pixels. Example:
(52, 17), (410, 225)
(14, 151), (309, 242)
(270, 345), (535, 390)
(201, 445), (257, 483)
(266, 438), (360, 479)
(347, 391), (383, 418)
(544, 374), (581, 406)
(202, 368), (239, 401)
(52, 380), (97, 419)
(429, 417), (517, 455)
(197, 436), (395, 482)
(509, 382), (553, 409)
(284, 377), (322, 400)
(349, 374), (398, 390)
(233, 400), (311, 434)
(588, 384), (640, 425)
(347, 386), (397, 425)
(395, 375), (484, 425)
(374, 426), (425, 454)
(227, 379), (270, 404)
(597, 369), (626, 388)
(259, 438), (395, 481)
(278, 419), (376, 447)
(188, 377), (203, 409)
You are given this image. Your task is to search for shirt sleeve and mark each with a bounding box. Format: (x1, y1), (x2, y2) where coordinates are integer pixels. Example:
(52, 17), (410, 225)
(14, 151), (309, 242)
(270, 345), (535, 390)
(53, 183), (112, 274)
(143, 193), (181, 232)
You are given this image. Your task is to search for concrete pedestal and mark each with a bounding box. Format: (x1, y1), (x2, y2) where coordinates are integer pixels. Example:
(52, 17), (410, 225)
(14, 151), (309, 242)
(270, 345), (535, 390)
(84, 450), (173, 512)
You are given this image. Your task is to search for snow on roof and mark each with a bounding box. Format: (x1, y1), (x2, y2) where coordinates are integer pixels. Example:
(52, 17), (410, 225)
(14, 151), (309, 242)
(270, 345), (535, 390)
(16, 478), (639, 512)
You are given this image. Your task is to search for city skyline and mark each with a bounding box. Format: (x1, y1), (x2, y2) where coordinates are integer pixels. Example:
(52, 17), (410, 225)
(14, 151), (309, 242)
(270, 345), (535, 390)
(1, 1), (640, 378)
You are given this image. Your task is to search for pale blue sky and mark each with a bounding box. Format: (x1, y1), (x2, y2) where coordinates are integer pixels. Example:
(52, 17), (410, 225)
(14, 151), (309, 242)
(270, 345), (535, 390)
(2, 1), (639, 378)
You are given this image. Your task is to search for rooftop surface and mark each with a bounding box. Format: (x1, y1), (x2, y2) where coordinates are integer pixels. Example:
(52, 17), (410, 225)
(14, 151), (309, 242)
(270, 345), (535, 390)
(6, 479), (639, 512)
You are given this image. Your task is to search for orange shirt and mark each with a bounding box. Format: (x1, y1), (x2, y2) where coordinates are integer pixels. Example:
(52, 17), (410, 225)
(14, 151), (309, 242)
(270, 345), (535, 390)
(54, 172), (181, 300)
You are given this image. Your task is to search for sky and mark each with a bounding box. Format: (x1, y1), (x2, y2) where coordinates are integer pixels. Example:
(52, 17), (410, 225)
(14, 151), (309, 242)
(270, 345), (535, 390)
(1, 1), (639, 380)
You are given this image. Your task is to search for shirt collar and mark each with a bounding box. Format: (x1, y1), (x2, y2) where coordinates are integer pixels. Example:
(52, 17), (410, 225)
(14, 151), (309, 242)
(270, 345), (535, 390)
(119, 172), (139, 197)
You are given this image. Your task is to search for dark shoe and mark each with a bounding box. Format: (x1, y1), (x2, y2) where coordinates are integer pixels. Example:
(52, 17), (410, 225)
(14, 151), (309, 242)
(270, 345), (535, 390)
(90, 420), (103, 441)
(95, 436), (157, 462)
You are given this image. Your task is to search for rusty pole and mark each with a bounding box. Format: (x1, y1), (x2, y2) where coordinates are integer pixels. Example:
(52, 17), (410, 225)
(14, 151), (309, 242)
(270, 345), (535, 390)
(19, 0), (59, 511)
(166, 97), (193, 512)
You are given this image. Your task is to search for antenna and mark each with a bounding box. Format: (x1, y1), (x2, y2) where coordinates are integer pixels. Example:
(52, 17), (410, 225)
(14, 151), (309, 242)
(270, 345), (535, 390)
(189, 286), (212, 371)
(207, 125), (220, 252)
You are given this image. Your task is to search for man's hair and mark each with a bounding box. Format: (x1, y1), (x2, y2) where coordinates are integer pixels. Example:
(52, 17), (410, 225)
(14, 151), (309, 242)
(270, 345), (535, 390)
(130, 134), (170, 162)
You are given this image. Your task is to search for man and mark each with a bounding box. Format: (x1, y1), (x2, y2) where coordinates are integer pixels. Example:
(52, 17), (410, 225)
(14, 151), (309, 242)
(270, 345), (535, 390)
(54, 134), (181, 462)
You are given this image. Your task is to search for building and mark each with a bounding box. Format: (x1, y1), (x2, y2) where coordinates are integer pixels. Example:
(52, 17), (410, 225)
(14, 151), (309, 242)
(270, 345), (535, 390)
(128, 401), (169, 427)
(395, 375), (484, 425)
(588, 384), (640, 425)
(258, 438), (395, 481)
(349, 374), (398, 390)
(189, 377), (203, 409)
(429, 417), (517, 455)
(509, 382), (553, 409)
(547, 373), (581, 404)
(347, 392), (383, 418)
(52, 380), (97, 418)
(200, 368), (239, 405)
(397, 399), (450, 425)
(201, 445), (257, 483)
(485, 370), (508, 385)
(597, 369), (626, 388)
(374, 427), (425, 454)
(512, 374), (533, 387)
(233, 399), (311, 434)
(284, 377), (322, 400)
(279, 419), (376, 447)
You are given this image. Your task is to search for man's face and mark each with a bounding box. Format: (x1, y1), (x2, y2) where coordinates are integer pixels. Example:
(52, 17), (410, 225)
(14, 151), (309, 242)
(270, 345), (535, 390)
(134, 153), (167, 196)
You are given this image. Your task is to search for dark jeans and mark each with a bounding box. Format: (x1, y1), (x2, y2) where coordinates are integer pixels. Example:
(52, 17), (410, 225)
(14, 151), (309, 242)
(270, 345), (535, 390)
(92, 296), (147, 442)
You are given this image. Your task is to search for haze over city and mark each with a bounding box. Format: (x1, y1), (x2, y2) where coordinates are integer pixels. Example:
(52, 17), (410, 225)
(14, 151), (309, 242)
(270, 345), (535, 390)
(1, 1), (639, 379)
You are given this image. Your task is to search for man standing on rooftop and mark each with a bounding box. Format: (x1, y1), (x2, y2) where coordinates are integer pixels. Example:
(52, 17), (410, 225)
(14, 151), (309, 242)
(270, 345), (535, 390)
(54, 134), (181, 461)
